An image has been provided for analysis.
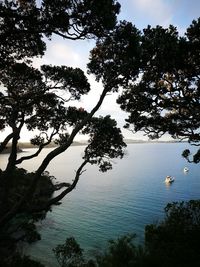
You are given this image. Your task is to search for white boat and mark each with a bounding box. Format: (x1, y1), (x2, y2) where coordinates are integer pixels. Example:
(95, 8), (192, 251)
(183, 167), (189, 172)
(165, 175), (175, 184)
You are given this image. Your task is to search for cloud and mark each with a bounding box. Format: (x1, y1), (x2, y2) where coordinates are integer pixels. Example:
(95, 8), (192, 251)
(49, 43), (81, 66)
(119, 1), (172, 30)
(130, 0), (173, 27)
(33, 38), (94, 70)
(33, 41), (81, 68)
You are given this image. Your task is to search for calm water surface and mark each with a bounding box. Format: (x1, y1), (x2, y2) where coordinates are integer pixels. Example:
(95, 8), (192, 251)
(1, 143), (200, 266)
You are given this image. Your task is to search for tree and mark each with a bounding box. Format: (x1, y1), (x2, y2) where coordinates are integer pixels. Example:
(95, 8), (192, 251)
(0, 0), (129, 264)
(53, 237), (97, 267)
(116, 19), (200, 162)
(96, 234), (146, 267)
(145, 200), (200, 266)
(53, 237), (86, 267)
(88, 17), (200, 162)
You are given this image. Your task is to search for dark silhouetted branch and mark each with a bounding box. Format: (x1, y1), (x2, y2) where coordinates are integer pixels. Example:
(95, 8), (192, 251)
(0, 133), (14, 153)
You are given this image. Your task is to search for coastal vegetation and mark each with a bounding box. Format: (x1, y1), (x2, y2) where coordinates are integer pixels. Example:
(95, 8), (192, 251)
(0, 0), (199, 266)
(0, 168), (55, 266)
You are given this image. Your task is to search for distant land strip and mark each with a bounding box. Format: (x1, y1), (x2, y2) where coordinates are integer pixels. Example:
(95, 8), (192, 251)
(0, 139), (188, 154)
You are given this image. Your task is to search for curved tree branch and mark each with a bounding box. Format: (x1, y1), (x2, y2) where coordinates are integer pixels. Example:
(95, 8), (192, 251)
(52, 30), (87, 40)
(16, 130), (58, 165)
(4, 115), (25, 173)
(0, 132), (14, 153)
(31, 160), (88, 213)
(16, 143), (47, 165)
(0, 86), (109, 227)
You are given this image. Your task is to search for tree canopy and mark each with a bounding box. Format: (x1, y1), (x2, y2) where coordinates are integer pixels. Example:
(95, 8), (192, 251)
(117, 19), (200, 162)
(0, 0), (120, 65)
(88, 17), (200, 162)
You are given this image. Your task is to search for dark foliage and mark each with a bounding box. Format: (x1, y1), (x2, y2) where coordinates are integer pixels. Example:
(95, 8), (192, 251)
(0, 0), (120, 67)
(96, 234), (146, 267)
(116, 19), (200, 162)
(5, 253), (45, 267)
(83, 115), (126, 172)
(87, 16), (200, 162)
(145, 200), (200, 266)
(0, 168), (54, 266)
(53, 237), (85, 267)
(88, 21), (141, 91)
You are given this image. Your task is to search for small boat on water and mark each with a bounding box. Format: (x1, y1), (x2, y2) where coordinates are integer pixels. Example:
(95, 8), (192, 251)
(183, 167), (189, 172)
(165, 175), (175, 184)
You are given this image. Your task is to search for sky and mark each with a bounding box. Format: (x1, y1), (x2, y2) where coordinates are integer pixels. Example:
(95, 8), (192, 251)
(1, 0), (200, 142)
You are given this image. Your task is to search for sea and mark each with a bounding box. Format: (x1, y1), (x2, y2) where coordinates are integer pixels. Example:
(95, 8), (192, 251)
(1, 143), (200, 266)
